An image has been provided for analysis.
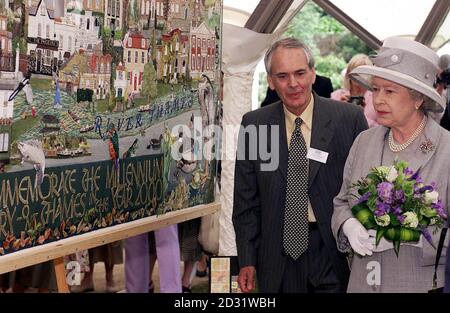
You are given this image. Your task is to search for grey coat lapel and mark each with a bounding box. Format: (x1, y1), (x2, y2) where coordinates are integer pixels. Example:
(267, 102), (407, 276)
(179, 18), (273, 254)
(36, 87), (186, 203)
(308, 96), (334, 186)
(358, 126), (386, 175)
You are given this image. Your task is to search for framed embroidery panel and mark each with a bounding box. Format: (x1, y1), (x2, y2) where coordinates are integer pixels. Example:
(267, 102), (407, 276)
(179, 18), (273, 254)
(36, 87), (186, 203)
(0, 0), (223, 257)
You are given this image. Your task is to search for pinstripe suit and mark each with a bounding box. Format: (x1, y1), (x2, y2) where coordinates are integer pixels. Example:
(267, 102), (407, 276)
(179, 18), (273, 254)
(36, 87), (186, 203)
(232, 94), (368, 292)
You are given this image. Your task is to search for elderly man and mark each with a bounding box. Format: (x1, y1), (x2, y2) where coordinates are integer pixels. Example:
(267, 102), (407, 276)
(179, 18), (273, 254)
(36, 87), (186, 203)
(232, 37), (368, 293)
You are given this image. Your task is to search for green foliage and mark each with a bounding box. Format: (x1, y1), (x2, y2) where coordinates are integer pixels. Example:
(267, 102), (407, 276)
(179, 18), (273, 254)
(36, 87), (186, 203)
(128, 0), (139, 27)
(101, 27), (114, 55)
(110, 63), (116, 84)
(141, 62), (158, 101)
(101, 28), (122, 63)
(338, 33), (374, 62)
(12, 37), (27, 55)
(95, 98), (110, 112)
(132, 97), (148, 107)
(114, 29), (123, 41)
(205, 0), (216, 7)
(156, 82), (183, 98)
(7, 18), (14, 32)
(30, 77), (52, 90)
(315, 55), (347, 90)
(207, 14), (220, 29)
(101, 27), (111, 38)
(111, 46), (123, 65)
(283, 2), (374, 89)
(258, 72), (269, 104)
(108, 93), (116, 111)
(12, 116), (39, 143)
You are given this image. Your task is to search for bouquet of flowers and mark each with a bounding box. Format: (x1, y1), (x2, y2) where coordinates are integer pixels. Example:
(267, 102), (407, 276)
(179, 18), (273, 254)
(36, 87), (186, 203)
(350, 159), (447, 256)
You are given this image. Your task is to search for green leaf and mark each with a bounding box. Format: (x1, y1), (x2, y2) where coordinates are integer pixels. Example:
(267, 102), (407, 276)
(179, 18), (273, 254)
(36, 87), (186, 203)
(399, 228), (420, 242)
(385, 227), (400, 241)
(352, 204), (376, 228)
(388, 213), (400, 226)
(376, 228), (387, 246)
(367, 173), (380, 182)
(420, 206), (438, 218)
(367, 196), (377, 210)
(395, 160), (409, 173)
(393, 240), (400, 257)
(402, 182), (414, 196)
(358, 186), (368, 195)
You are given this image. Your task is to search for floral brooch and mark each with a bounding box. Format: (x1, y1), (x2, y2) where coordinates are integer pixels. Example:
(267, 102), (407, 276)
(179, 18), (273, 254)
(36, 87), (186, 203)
(420, 138), (434, 154)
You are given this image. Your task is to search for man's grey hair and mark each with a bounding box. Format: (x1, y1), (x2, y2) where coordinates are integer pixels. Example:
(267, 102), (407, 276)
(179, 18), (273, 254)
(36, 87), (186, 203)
(264, 37), (315, 74)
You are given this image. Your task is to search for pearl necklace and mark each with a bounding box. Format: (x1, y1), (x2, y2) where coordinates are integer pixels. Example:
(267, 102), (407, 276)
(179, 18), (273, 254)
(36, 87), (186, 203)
(388, 116), (427, 153)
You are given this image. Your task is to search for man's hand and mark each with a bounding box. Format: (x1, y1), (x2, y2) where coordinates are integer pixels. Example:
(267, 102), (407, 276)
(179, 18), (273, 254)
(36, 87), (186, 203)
(237, 266), (256, 293)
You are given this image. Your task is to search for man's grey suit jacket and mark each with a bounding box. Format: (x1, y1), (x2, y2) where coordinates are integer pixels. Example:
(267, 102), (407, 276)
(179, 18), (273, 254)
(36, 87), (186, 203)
(233, 94), (368, 292)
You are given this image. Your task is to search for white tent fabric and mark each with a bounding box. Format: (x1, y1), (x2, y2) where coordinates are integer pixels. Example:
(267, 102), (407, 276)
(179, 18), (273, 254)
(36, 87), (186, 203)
(219, 24), (281, 256)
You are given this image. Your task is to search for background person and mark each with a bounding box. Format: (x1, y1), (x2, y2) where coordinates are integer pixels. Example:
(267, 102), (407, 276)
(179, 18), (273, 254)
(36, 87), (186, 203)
(331, 54), (378, 128)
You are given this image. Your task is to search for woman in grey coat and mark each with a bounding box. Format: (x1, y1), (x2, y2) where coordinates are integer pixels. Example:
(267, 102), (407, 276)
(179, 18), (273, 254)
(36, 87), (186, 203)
(332, 36), (449, 293)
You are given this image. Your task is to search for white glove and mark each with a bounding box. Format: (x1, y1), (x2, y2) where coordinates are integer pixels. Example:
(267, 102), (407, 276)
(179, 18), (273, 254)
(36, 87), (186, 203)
(342, 218), (374, 256)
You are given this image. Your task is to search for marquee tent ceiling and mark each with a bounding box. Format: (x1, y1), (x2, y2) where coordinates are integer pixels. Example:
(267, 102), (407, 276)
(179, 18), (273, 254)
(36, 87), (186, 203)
(223, 0), (450, 55)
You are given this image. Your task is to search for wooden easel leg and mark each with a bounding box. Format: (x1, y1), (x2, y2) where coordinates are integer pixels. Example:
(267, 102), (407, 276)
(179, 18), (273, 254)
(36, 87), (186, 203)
(53, 257), (70, 293)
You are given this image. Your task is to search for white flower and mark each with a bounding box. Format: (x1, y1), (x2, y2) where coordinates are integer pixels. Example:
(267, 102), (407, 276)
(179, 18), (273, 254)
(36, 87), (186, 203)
(375, 214), (391, 227)
(376, 166), (398, 182)
(377, 166), (390, 176)
(386, 167), (398, 183)
(402, 212), (419, 228)
(430, 217), (438, 226)
(424, 190), (439, 204)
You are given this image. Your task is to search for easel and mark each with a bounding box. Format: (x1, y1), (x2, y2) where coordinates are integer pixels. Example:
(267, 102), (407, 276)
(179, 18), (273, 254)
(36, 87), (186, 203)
(54, 257), (70, 293)
(0, 202), (220, 293)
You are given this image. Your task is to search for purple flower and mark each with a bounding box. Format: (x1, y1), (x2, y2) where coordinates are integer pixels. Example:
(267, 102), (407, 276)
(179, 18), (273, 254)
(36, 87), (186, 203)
(410, 169), (422, 182)
(404, 168), (414, 178)
(394, 190), (405, 203)
(418, 185), (434, 193)
(391, 206), (402, 214)
(390, 205), (405, 223)
(421, 228), (434, 247)
(377, 182), (394, 204)
(432, 200), (447, 219)
(397, 214), (406, 224)
(413, 184), (423, 198)
(358, 192), (371, 204)
(375, 199), (390, 216)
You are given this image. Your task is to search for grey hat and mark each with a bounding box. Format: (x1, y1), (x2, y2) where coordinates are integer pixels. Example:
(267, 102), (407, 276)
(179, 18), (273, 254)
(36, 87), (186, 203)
(349, 37), (445, 113)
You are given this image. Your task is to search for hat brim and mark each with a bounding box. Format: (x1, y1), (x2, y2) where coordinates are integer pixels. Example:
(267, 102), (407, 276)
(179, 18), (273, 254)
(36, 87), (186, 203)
(349, 65), (444, 113)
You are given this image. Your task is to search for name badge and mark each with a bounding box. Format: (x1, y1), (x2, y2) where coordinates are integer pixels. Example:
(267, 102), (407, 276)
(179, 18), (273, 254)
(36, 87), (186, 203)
(307, 148), (329, 164)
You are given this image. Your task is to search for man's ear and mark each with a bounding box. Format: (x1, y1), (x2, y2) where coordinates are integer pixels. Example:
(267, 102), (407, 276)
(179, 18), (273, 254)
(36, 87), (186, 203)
(267, 74), (275, 90)
(311, 68), (316, 85)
